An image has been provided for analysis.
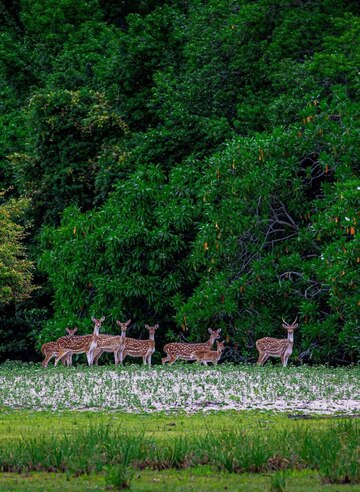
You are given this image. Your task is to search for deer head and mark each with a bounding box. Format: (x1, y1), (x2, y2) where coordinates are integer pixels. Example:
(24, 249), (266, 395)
(145, 324), (159, 337)
(91, 316), (105, 334)
(116, 319), (132, 334)
(216, 340), (225, 352)
(208, 328), (221, 340)
(65, 327), (78, 336)
(282, 318), (298, 332)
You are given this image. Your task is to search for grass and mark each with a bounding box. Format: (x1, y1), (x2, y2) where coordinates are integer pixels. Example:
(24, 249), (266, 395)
(0, 417), (358, 483)
(2, 469), (360, 492)
(0, 407), (355, 445)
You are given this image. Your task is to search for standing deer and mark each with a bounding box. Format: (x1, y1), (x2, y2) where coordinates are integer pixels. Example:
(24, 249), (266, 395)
(191, 340), (226, 365)
(92, 319), (131, 365)
(41, 328), (77, 368)
(117, 322), (159, 366)
(162, 328), (221, 365)
(256, 318), (298, 367)
(54, 317), (105, 366)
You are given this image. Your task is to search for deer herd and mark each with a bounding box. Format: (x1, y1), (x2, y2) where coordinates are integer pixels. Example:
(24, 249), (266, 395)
(41, 317), (298, 368)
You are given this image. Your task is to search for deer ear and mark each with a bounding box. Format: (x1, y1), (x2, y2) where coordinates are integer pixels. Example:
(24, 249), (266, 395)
(145, 324), (150, 330)
(126, 319), (131, 325)
(74, 327), (78, 334)
(91, 317), (96, 323)
(218, 329), (221, 333)
(208, 328), (212, 333)
(66, 327), (70, 334)
(116, 320), (120, 326)
(293, 323), (298, 329)
(155, 324), (159, 329)
(100, 316), (105, 322)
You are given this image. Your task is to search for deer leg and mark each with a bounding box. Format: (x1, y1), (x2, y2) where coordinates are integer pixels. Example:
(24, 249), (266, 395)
(63, 353), (72, 366)
(282, 355), (288, 367)
(168, 355), (178, 365)
(261, 353), (270, 365)
(256, 351), (264, 365)
(114, 351), (119, 365)
(161, 353), (172, 365)
(54, 350), (69, 366)
(42, 353), (54, 368)
(87, 350), (95, 366)
(257, 352), (269, 366)
(146, 352), (152, 367)
(117, 348), (125, 365)
(92, 348), (103, 365)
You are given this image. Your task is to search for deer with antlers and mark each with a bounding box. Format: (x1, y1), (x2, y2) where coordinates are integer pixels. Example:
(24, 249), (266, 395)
(41, 328), (78, 368)
(117, 322), (159, 366)
(191, 340), (226, 366)
(54, 317), (105, 366)
(162, 328), (221, 365)
(92, 319), (131, 365)
(256, 318), (298, 367)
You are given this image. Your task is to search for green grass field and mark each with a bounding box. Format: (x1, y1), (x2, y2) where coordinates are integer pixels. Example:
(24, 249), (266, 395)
(2, 469), (360, 492)
(0, 363), (359, 490)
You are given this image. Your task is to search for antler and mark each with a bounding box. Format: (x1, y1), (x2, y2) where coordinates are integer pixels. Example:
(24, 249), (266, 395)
(282, 317), (298, 326)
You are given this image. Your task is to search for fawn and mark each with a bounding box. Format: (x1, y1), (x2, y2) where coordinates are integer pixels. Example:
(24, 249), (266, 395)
(162, 328), (221, 365)
(191, 340), (226, 365)
(41, 328), (77, 368)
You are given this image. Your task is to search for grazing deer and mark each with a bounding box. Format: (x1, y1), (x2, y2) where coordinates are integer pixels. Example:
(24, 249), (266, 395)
(54, 317), (105, 366)
(41, 328), (77, 368)
(93, 319), (131, 365)
(162, 328), (221, 365)
(190, 340), (226, 366)
(256, 318), (298, 367)
(117, 323), (159, 366)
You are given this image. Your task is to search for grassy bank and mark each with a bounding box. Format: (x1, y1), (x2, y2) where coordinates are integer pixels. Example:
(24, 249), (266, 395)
(0, 415), (358, 485)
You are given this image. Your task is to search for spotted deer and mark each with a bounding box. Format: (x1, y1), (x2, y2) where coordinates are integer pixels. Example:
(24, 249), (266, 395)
(256, 318), (298, 367)
(54, 317), (105, 366)
(191, 340), (226, 366)
(41, 328), (77, 368)
(117, 323), (159, 366)
(162, 328), (221, 365)
(92, 319), (131, 365)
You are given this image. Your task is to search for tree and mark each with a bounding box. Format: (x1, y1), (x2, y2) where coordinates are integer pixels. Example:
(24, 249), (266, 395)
(0, 194), (33, 305)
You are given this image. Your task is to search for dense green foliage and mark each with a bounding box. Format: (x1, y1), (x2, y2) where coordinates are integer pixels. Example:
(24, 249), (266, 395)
(0, 0), (359, 363)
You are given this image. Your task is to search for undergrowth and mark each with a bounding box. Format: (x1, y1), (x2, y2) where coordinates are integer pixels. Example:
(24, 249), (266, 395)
(0, 420), (358, 485)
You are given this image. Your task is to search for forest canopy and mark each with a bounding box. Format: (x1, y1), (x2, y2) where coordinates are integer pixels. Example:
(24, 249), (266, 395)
(0, 0), (359, 364)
